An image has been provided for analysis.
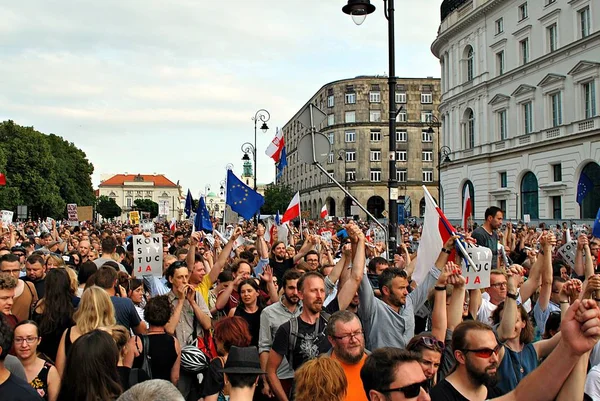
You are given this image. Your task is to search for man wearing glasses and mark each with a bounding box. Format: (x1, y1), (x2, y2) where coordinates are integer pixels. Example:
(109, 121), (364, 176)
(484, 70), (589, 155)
(0, 254), (37, 322)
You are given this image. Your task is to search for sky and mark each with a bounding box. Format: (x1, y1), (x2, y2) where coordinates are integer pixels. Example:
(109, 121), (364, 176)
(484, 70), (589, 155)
(0, 0), (442, 199)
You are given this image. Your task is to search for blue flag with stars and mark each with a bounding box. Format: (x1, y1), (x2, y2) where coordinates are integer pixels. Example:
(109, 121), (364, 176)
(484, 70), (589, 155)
(194, 196), (213, 233)
(184, 189), (193, 218)
(577, 172), (593, 205)
(226, 169), (265, 220)
(276, 146), (287, 179)
(593, 208), (600, 239)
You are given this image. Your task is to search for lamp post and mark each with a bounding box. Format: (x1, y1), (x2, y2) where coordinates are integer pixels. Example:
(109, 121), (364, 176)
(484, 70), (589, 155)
(242, 109), (270, 192)
(337, 150), (347, 190)
(343, 0), (398, 256)
(438, 146), (452, 210)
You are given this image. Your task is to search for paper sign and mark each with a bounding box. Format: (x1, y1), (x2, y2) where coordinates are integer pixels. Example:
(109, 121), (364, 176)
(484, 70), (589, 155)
(133, 234), (163, 277)
(1, 211), (14, 228)
(523, 214), (530, 224)
(557, 240), (577, 269)
(140, 219), (155, 233)
(461, 244), (492, 290)
(572, 224), (588, 237)
(373, 228), (386, 244)
(67, 204), (78, 221)
(321, 231), (332, 247)
(129, 211), (140, 225)
(158, 200), (169, 216)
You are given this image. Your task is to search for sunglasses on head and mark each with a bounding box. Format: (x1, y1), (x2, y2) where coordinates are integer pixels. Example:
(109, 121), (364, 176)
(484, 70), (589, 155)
(461, 344), (501, 358)
(418, 336), (445, 351)
(379, 380), (427, 398)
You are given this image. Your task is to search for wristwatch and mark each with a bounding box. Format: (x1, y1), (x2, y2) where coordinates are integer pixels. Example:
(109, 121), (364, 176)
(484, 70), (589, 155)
(434, 286), (447, 291)
(506, 292), (518, 300)
(441, 247), (452, 254)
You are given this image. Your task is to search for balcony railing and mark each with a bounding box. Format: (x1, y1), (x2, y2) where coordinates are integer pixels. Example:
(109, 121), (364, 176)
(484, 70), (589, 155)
(441, 0), (471, 21)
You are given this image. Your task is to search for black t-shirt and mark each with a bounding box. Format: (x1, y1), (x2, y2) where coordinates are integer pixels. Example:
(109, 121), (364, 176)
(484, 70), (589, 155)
(269, 258), (295, 284)
(23, 277), (45, 300)
(471, 227), (499, 269)
(430, 379), (502, 401)
(0, 372), (44, 401)
(111, 296), (142, 331)
(202, 357), (225, 397)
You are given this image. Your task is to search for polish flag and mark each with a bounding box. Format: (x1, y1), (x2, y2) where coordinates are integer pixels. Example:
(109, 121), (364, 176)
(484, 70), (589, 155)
(462, 185), (472, 231)
(413, 187), (457, 284)
(320, 204), (328, 219)
(281, 192), (300, 224)
(265, 128), (285, 163)
(169, 218), (177, 232)
(0, 173), (5, 186)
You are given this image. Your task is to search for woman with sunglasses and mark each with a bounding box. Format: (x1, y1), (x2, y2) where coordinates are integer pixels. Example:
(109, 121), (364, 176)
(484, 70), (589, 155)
(13, 320), (61, 401)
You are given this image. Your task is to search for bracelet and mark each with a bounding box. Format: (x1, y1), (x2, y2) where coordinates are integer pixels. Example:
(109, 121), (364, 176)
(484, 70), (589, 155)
(441, 247), (452, 254)
(506, 292), (518, 300)
(559, 300), (570, 304)
(434, 286), (447, 291)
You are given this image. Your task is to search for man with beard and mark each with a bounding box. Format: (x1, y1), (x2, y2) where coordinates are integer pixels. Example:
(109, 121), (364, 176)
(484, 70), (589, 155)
(471, 206), (503, 270)
(326, 310), (369, 401)
(259, 269), (303, 399)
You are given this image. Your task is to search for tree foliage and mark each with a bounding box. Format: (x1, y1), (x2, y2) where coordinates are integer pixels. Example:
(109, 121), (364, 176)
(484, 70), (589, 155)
(0, 120), (95, 219)
(262, 184), (295, 215)
(133, 199), (159, 218)
(96, 196), (122, 220)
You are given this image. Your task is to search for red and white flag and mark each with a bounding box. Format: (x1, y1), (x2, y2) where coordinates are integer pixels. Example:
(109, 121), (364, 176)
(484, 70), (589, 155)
(462, 185), (472, 230)
(281, 192), (300, 223)
(265, 128), (285, 163)
(169, 218), (177, 232)
(320, 204), (328, 219)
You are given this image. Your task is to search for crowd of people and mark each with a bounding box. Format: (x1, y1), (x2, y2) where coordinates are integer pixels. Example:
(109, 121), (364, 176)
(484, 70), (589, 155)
(0, 208), (599, 401)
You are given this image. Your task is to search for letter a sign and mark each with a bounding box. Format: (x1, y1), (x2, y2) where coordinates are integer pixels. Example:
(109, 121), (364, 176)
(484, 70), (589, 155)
(133, 234), (163, 277)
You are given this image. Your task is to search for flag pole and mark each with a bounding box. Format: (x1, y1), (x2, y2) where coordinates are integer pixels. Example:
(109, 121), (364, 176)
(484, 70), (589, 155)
(422, 185), (477, 270)
(299, 194), (303, 240)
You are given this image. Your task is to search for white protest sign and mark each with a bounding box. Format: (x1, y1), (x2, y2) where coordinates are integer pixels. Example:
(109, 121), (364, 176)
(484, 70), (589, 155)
(321, 231), (332, 247)
(139, 219), (155, 233)
(133, 234), (163, 277)
(67, 204), (78, 221)
(0, 211), (14, 228)
(557, 240), (577, 269)
(523, 214), (530, 224)
(158, 200), (169, 216)
(461, 244), (493, 290)
(374, 227), (386, 244)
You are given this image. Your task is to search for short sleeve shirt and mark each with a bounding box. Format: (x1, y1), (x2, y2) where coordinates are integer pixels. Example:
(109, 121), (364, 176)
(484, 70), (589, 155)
(111, 296), (142, 331)
(471, 227), (499, 270)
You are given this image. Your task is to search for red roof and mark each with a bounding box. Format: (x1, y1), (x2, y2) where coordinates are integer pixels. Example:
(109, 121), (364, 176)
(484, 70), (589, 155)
(99, 174), (177, 187)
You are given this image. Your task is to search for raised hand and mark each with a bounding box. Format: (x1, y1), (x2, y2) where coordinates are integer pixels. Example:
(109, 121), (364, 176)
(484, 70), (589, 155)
(259, 265), (273, 283)
(506, 264), (524, 293)
(256, 224), (265, 238)
(232, 226), (244, 241)
(561, 299), (600, 356)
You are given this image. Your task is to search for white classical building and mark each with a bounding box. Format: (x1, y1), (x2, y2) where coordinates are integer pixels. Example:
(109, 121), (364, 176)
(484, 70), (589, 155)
(98, 174), (182, 221)
(431, 0), (600, 222)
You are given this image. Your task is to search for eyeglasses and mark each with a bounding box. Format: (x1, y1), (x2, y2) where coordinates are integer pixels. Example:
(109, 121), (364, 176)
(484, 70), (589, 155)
(417, 336), (445, 351)
(14, 336), (38, 344)
(332, 330), (364, 341)
(461, 344), (501, 358)
(490, 282), (507, 289)
(379, 380), (427, 398)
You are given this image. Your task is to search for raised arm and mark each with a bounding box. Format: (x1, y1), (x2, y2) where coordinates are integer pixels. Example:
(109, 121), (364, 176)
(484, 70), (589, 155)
(256, 224), (269, 259)
(209, 227), (242, 284)
(431, 263), (454, 342)
(584, 240), (595, 280)
(292, 235), (315, 264)
(497, 265), (523, 342)
(327, 244), (350, 286)
(447, 272), (466, 331)
(259, 265), (279, 304)
(574, 234), (587, 277)
(518, 250), (542, 305)
(336, 224), (366, 311)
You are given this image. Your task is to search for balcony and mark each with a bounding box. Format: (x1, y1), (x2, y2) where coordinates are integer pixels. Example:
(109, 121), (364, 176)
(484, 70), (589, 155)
(441, 0), (471, 21)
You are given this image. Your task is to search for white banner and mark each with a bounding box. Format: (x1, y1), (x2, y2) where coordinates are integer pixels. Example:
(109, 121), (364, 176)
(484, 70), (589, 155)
(139, 219), (155, 233)
(557, 240), (577, 269)
(461, 244), (493, 290)
(133, 234), (163, 277)
(158, 200), (169, 216)
(1, 211), (14, 228)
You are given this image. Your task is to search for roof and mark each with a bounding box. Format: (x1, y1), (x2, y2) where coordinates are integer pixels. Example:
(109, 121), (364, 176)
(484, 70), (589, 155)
(99, 174), (178, 187)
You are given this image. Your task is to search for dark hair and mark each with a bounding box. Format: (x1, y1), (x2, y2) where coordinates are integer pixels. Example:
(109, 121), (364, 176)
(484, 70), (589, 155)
(78, 262), (98, 285)
(238, 279), (264, 309)
(213, 317), (252, 353)
(69, 251), (83, 267)
(14, 320), (40, 336)
(360, 347), (420, 396)
(26, 254), (44, 266)
(297, 271), (324, 292)
(115, 246), (126, 256)
(491, 302), (534, 344)
(227, 373), (260, 389)
(303, 250), (319, 261)
(544, 312), (561, 339)
(217, 270), (234, 284)
(484, 206), (503, 220)
(165, 261), (187, 289)
(238, 250), (256, 264)
(0, 254), (19, 265)
(56, 330), (122, 401)
(282, 269), (302, 287)
(367, 257), (388, 273)
(378, 268), (407, 291)
(406, 334), (444, 355)
(94, 265), (118, 289)
(38, 269), (74, 336)
(451, 320), (494, 353)
(144, 295), (172, 327)
(0, 315), (13, 360)
(231, 259), (252, 275)
(127, 278), (143, 294)
(270, 241), (285, 258)
(101, 237), (118, 254)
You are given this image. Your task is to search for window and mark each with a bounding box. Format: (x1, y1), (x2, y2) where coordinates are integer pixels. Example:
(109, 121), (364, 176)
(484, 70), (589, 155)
(496, 51), (505, 75)
(345, 130), (355, 142)
(421, 93), (433, 104)
(327, 171), (334, 183)
(552, 164), (562, 181)
(551, 92), (562, 127)
(518, 2), (528, 21)
(552, 196), (562, 219)
(580, 7), (590, 38)
(126, 197), (132, 208)
(396, 150), (407, 161)
(345, 111), (356, 123)
(396, 111), (407, 122)
(523, 102), (533, 134)
(369, 92), (381, 103)
(397, 169), (407, 182)
(328, 114), (335, 126)
(521, 171), (539, 220)
(421, 111), (433, 123)
(466, 109), (475, 148)
(495, 18), (504, 34)
(370, 130), (381, 141)
(422, 151), (433, 162)
(422, 131), (433, 142)
(346, 170), (356, 182)
(328, 153), (334, 164)
(328, 132), (334, 144)
(423, 170), (433, 183)
(499, 110), (508, 140)
(346, 151), (356, 162)
(545, 0), (555, 5)
(370, 110), (382, 122)
(395, 92), (407, 103)
(396, 131), (407, 142)
(345, 92), (356, 104)
(327, 95), (334, 107)
(370, 150), (381, 162)
(499, 199), (507, 214)
(467, 46), (474, 81)
(547, 24), (557, 53)
(584, 81), (596, 119)
(370, 170), (381, 182)
(520, 38), (529, 64)
(500, 172), (508, 188)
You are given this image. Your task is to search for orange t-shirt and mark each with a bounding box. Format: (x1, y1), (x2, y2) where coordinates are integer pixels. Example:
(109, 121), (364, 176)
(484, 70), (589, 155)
(331, 352), (369, 401)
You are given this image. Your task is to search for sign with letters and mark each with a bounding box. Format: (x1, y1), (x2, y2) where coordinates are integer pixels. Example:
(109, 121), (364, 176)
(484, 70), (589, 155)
(1, 210), (14, 228)
(461, 244), (492, 290)
(158, 200), (169, 216)
(67, 204), (78, 221)
(129, 211), (140, 225)
(140, 219), (155, 233)
(133, 234), (163, 277)
(557, 240), (577, 269)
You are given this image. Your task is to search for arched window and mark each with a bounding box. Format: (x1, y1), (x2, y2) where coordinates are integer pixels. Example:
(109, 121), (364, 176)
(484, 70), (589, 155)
(580, 162), (600, 218)
(465, 109), (475, 149)
(465, 46), (474, 82)
(419, 197), (426, 217)
(462, 180), (475, 220)
(521, 172), (539, 220)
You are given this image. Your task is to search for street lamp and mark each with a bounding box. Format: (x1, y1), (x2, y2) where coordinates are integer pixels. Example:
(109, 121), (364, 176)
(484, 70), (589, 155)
(343, 0), (398, 256)
(438, 145), (452, 210)
(243, 109), (270, 193)
(337, 150), (347, 191)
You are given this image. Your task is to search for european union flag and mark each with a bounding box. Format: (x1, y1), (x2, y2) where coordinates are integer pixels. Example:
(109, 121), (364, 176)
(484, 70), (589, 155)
(226, 169), (265, 220)
(194, 196), (213, 233)
(593, 207), (600, 239)
(184, 189), (193, 218)
(275, 210), (281, 226)
(577, 172), (593, 205)
(276, 146), (287, 179)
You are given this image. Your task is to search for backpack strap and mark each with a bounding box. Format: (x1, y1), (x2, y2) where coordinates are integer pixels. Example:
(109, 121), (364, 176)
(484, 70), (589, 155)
(288, 317), (298, 370)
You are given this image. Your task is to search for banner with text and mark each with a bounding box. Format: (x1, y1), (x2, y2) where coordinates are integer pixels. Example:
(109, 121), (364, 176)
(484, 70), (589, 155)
(133, 234), (163, 277)
(67, 204), (78, 221)
(159, 200), (169, 216)
(1, 210), (14, 228)
(461, 244), (492, 290)
(557, 240), (577, 269)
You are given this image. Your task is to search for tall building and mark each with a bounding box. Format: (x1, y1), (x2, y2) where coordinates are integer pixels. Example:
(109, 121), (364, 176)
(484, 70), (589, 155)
(431, 0), (600, 221)
(278, 76), (441, 220)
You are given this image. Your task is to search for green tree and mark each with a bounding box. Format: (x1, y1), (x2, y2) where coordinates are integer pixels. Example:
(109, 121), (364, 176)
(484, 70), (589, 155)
(96, 196), (122, 220)
(133, 199), (159, 218)
(262, 184), (294, 215)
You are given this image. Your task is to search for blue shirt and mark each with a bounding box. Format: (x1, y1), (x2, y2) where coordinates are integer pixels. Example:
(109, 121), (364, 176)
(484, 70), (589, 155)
(497, 342), (538, 394)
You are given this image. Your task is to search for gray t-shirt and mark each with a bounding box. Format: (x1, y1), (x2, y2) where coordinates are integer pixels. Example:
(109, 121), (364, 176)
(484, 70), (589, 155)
(471, 227), (499, 269)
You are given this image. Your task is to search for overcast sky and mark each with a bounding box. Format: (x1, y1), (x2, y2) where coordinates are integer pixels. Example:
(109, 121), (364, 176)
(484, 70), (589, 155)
(0, 0), (441, 198)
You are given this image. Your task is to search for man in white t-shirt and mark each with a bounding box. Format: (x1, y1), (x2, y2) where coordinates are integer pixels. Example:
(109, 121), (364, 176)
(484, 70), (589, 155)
(476, 270), (507, 324)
